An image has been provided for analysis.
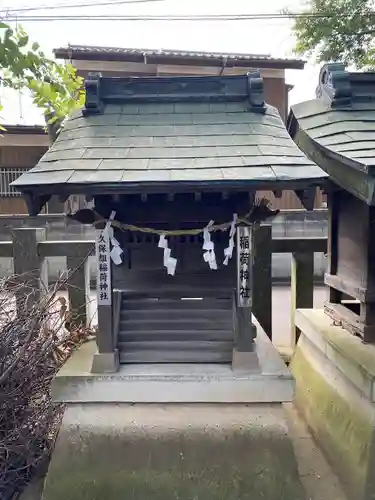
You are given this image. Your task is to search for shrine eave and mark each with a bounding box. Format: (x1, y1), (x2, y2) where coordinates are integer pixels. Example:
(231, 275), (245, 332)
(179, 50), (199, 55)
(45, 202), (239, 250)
(288, 63), (375, 205)
(22, 176), (327, 216)
(19, 176), (325, 196)
(13, 72), (327, 215)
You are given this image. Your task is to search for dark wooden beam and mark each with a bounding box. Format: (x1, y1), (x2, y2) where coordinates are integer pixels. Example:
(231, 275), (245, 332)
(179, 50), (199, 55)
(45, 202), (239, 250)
(95, 192), (252, 225)
(23, 193), (51, 216)
(295, 188), (316, 211)
(272, 237), (327, 254)
(291, 251), (314, 343)
(58, 194), (69, 204)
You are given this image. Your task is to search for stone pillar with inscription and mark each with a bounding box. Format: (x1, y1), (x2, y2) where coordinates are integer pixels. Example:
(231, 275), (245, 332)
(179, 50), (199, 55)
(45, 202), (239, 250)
(232, 224), (257, 371)
(91, 225), (119, 373)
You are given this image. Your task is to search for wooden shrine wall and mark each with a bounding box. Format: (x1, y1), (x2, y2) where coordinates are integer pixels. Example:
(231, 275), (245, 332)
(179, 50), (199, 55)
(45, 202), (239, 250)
(335, 190), (375, 292)
(96, 193), (243, 294)
(112, 230), (236, 294)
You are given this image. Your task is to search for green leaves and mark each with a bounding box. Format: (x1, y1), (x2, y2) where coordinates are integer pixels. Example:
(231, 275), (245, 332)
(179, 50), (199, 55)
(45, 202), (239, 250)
(291, 0), (375, 69)
(0, 22), (84, 132)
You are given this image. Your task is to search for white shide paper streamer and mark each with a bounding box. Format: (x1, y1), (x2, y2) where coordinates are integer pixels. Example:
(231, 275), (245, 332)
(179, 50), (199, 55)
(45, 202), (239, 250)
(158, 234), (177, 275)
(223, 213), (237, 266)
(202, 220), (217, 270)
(104, 210), (124, 266)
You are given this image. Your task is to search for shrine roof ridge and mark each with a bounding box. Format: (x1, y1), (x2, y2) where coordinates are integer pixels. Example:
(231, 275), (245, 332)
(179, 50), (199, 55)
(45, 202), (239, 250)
(84, 72), (267, 114)
(313, 63), (375, 109)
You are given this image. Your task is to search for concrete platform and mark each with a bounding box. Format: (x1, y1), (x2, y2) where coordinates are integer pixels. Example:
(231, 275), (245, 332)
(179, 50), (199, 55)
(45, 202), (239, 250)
(41, 326), (304, 500)
(291, 309), (375, 500)
(52, 325), (293, 403)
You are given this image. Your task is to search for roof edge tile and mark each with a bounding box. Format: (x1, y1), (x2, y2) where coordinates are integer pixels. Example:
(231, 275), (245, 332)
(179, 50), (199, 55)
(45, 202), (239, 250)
(53, 45), (305, 70)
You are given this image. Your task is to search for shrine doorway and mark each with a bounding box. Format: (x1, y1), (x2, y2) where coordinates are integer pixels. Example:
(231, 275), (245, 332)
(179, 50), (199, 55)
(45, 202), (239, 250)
(112, 231), (236, 364)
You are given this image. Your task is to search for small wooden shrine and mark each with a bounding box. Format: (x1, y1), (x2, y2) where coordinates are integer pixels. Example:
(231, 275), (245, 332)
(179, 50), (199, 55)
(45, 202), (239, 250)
(13, 72), (326, 371)
(289, 63), (375, 342)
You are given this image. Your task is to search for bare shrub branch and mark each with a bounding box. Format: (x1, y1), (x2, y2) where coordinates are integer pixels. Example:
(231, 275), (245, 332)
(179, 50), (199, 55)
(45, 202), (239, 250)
(0, 273), (93, 499)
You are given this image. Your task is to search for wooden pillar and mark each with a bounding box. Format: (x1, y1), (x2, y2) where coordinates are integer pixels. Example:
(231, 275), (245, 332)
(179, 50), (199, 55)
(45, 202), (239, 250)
(66, 254), (90, 328)
(291, 252), (314, 345)
(12, 228), (47, 314)
(253, 224), (272, 340)
(327, 191), (341, 304)
(91, 226), (119, 373)
(95, 227), (114, 352)
(235, 224), (256, 352)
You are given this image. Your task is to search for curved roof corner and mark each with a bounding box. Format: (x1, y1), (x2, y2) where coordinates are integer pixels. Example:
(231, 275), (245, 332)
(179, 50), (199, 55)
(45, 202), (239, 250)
(288, 63), (375, 205)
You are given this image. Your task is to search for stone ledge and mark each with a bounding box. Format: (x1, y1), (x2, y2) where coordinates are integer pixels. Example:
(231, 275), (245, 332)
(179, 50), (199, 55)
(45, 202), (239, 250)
(295, 308), (375, 401)
(52, 322), (294, 404)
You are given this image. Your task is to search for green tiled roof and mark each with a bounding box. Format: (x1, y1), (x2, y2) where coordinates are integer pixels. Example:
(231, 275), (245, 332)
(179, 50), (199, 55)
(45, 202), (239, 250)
(13, 74), (325, 195)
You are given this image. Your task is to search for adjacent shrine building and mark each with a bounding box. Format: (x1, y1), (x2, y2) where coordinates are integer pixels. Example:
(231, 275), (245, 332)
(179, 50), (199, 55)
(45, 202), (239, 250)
(289, 63), (375, 343)
(288, 63), (375, 500)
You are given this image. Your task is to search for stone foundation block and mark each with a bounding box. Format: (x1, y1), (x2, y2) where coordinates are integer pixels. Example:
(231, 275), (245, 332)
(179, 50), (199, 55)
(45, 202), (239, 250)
(91, 349), (119, 373)
(42, 403), (305, 500)
(291, 308), (375, 500)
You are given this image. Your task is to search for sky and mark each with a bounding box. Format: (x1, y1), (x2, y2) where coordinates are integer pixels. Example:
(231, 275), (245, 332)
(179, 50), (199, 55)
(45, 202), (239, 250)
(0, 0), (321, 125)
